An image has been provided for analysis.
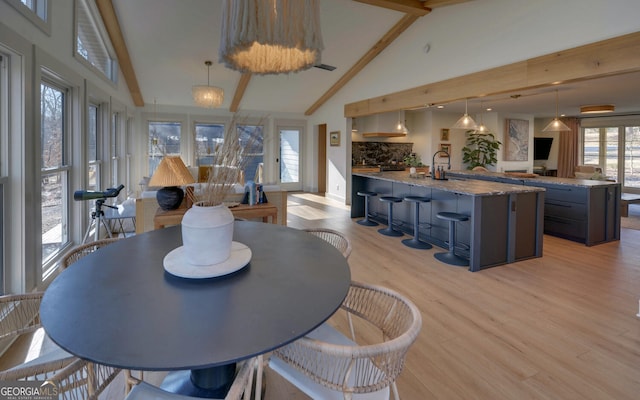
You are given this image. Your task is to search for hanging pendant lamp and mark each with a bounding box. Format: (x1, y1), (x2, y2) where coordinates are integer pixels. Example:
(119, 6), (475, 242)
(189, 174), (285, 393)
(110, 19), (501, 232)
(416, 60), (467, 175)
(473, 101), (488, 134)
(542, 89), (570, 132)
(219, 0), (324, 75)
(395, 110), (409, 134)
(452, 99), (478, 130)
(192, 61), (224, 108)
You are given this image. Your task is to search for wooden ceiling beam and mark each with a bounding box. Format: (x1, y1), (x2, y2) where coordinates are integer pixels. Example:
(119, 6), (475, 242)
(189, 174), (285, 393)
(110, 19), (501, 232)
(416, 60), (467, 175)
(305, 13), (420, 116)
(353, 0), (432, 16)
(354, 0), (473, 14)
(344, 30), (640, 117)
(95, 0), (144, 107)
(230, 73), (252, 113)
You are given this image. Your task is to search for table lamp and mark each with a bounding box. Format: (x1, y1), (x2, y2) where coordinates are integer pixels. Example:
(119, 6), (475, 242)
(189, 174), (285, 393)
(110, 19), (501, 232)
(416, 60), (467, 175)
(148, 156), (195, 210)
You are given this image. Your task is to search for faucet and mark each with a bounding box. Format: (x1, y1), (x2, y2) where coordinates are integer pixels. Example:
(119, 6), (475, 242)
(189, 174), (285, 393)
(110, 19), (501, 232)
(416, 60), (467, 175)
(431, 150), (451, 179)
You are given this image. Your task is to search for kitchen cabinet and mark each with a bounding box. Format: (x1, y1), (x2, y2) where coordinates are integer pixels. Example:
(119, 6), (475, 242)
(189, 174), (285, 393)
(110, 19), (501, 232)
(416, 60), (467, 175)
(448, 170), (621, 246)
(351, 171), (544, 271)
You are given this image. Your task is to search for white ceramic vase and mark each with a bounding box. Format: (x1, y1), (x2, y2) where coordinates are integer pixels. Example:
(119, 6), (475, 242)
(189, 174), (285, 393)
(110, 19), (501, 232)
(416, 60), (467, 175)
(181, 202), (234, 265)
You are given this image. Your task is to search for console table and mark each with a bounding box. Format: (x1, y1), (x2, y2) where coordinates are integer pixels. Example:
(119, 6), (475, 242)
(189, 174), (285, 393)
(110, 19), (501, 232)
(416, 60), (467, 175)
(154, 203), (278, 229)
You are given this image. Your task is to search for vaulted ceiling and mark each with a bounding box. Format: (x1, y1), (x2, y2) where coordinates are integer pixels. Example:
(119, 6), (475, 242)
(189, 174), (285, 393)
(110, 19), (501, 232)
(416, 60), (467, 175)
(102, 0), (640, 119)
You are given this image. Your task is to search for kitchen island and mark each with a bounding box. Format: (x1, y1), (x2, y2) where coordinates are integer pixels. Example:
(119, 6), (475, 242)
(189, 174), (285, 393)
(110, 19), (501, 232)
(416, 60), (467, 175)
(446, 170), (621, 246)
(352, 171), (545, 272)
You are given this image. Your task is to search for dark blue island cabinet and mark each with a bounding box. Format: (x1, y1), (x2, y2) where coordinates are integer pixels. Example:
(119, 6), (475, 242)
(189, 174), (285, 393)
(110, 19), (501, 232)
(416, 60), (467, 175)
(351, 172), (545, 272)
(447, 170), (621, 246)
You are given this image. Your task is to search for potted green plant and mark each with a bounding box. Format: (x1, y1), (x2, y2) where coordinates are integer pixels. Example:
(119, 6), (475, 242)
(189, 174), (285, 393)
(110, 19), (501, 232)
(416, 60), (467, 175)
(403, 153), (423, 167)
(403, 153), (429, 175)
(461, 131), (502, 170)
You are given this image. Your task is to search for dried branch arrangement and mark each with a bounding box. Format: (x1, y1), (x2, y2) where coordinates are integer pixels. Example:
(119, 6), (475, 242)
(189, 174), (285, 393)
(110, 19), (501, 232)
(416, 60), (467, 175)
(191, 115), (264, 206)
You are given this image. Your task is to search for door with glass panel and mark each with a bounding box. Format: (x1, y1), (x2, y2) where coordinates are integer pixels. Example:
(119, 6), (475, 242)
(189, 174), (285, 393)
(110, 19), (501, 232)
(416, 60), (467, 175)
(583, 125), (640, 192)
(277, 127), (302, 191)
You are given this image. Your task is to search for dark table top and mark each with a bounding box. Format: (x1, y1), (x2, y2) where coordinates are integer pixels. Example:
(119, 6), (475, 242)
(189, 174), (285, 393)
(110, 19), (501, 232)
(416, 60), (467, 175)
(41, 221), (351, 371)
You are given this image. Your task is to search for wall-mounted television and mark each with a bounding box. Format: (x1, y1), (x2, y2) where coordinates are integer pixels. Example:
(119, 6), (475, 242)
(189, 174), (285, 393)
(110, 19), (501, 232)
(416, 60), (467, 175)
(534, 137), (553, 160)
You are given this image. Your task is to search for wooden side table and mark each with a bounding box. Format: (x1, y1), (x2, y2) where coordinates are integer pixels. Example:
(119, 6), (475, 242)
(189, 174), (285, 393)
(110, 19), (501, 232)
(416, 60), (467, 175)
(154, 203), (278, 230)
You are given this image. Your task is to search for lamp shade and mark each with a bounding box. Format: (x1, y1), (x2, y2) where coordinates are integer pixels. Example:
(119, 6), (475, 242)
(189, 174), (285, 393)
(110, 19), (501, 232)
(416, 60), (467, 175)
(542, 118), (571, 132)
(192, 61), (224, 108)
(219, 0), (324, 75)
(452, 99), (478, 130)
(149, 156), (196, 210)
(543, 89), (571, 132)
(192, 85), (224, 108)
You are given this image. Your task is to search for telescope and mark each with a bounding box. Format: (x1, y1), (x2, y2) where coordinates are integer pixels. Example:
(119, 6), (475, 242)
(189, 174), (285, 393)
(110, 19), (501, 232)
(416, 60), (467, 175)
(74, 184), (124, 201)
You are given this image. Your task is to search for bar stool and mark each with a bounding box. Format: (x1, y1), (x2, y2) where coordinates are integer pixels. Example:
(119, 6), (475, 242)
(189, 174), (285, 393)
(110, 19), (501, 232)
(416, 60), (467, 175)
(378, 196), (403, 237)
(434, 212), (469, 266)
(356, 191), (378, 226)
(402, 196), (432, 249)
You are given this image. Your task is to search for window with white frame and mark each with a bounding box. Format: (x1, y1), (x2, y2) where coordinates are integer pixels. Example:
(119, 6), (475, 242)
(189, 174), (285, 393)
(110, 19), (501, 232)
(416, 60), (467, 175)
(75, 0), (118, 83)
(40, 79), (70, 267)
(148, 121), (181, 176)
(195, 122), (226, 167)
(0, 53), (7, 294)
(4, 0), (50, 34)
(87, 102), (100, 192)
(111, 111), (119, 187)
(236, 123), (264, 183)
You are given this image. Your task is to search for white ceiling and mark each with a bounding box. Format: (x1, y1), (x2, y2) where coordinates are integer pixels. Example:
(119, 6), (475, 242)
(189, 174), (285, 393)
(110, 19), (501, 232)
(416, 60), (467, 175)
(111, 0), (640, 119)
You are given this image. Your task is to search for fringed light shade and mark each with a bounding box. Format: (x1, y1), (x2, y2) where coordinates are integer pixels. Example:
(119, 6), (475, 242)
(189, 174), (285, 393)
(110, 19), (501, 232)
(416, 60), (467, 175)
(192, 61), (224, 108)
(219, 0), (324, 75)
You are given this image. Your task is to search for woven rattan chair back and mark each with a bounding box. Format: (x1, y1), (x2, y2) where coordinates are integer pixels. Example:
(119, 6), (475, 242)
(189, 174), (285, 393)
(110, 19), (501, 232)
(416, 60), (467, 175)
(49, 358), (121, 400)
(271, 281), (422, 399)
(0, 293), (77, 381)
(302, 228), (352, 259)
(123, 357), (259, 400)
(60, 238), (121, 269)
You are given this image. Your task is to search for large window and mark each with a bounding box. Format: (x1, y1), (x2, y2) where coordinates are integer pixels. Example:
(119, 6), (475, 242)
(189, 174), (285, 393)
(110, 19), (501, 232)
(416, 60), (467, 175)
(0, 53), (7, 294)
(148, 121), (181, 176)
(87, 103), (100, 191)
(583, 123), (640, 191)
(111, 111), (120, 187)
(624, 126), (640, 189)
(237, 123), (264, 183)
(195, 122), (225, 166)
(40, 81), (70, 265)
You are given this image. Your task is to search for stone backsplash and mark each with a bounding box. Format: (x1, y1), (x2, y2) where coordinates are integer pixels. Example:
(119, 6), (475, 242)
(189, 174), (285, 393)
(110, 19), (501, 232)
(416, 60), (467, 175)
(352, 142), (413, 165)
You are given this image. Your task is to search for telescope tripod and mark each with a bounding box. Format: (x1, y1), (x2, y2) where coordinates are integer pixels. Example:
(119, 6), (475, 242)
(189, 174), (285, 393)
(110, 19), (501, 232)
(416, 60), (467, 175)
(82, 199), (117, 243)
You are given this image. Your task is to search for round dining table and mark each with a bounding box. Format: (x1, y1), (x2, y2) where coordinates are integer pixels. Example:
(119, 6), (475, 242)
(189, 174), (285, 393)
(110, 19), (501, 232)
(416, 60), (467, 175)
(41, 221), (351, 397)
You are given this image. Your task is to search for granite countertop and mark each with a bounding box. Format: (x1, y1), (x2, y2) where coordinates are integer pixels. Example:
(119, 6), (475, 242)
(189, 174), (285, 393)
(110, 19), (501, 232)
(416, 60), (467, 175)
(353, 171), (544, 196)
(449, 170), (620, 188)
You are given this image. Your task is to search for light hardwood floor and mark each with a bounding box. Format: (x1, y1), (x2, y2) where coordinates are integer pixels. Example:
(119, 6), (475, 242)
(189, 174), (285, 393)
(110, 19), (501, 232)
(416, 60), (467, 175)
(4, 194), (640, 399)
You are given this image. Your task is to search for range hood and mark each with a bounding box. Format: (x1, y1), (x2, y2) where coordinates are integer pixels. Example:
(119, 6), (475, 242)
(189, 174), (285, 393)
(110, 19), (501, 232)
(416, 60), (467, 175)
(359, 111), (408, 137)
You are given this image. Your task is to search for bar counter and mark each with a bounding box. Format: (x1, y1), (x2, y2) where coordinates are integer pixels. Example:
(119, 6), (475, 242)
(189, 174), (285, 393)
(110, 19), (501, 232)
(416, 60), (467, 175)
(351, 171), (545, 271)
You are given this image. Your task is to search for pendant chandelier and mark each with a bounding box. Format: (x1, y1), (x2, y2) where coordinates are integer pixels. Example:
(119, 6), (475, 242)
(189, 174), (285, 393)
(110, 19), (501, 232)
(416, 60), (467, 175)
(542, 89), (570, 132)
(219, 0), (324, 75)
(192, 61), (224, 108)
(452, 99), (478, 130)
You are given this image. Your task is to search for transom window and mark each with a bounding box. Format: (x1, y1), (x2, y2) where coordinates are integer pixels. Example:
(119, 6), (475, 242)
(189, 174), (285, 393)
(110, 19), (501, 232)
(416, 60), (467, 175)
(75, 0), (118, 82)
(4, 0), (50, 33)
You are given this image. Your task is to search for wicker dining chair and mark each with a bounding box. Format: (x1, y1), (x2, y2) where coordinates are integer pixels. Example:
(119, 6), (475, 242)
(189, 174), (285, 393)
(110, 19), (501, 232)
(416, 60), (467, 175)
(302, 228), (352, 259)
(49, 358), (122, 400)
(124, 357), (259, 400)
(269, 281), (422, 400)
(60, 237), (121, 269)
(0, 292), (77, 381)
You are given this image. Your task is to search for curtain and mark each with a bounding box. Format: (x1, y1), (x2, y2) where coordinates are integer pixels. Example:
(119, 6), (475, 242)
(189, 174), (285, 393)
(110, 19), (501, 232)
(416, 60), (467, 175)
(557, 118), (580, 178)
